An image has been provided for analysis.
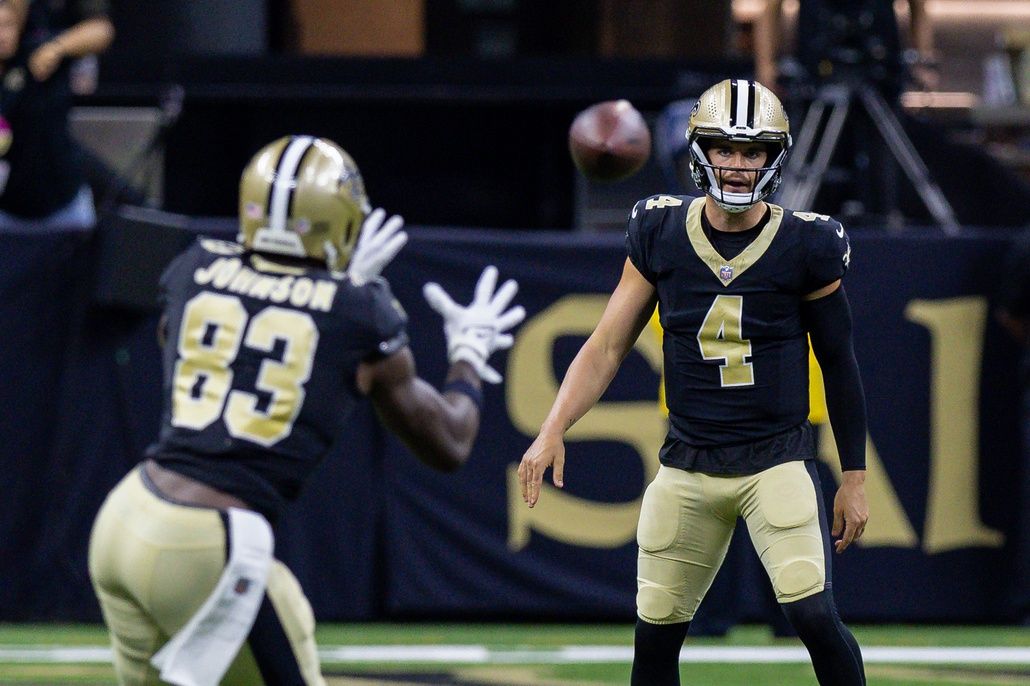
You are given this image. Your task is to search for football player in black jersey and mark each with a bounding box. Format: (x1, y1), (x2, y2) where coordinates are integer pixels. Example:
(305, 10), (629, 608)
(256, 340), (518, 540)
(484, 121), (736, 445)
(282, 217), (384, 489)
(520, 80), (868, 685)
(88, 135), (525, 686)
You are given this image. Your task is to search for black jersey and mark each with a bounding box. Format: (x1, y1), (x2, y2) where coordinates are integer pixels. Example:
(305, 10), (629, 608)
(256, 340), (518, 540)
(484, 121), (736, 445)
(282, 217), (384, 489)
(626, 195), (850, 473)
(147, 239), (408, 521)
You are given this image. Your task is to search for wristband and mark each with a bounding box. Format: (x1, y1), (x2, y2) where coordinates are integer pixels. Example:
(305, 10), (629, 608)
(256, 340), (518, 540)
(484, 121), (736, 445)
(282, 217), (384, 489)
(443, 379), (483, 411)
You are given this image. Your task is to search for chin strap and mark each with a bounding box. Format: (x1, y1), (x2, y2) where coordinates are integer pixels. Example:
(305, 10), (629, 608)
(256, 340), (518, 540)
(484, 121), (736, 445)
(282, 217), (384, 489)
(713, 197), (758, 213)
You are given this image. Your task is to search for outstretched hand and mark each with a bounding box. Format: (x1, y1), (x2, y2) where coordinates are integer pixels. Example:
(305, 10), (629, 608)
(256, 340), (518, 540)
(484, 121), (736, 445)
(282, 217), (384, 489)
(347, 208), (407, 285)
(423, 266), (526, 384)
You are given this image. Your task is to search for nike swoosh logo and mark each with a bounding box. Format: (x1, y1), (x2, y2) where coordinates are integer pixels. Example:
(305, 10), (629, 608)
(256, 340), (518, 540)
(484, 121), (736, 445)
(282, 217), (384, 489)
(836, 226), (845, 238)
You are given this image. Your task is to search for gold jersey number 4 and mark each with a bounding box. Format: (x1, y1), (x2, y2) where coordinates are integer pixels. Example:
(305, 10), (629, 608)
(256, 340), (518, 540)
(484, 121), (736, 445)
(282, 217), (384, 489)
(171, 292), (319, 447)
(697, 294), (754, 387)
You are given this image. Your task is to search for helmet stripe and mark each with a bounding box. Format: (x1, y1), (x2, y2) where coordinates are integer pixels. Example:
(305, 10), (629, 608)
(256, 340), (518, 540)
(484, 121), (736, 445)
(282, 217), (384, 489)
(268, 135), (314, 233)
(734, 80), (750, 131)
(729, 79), (739, 127)
(286, 143), (317, 225)
(746, 81), (756, 128)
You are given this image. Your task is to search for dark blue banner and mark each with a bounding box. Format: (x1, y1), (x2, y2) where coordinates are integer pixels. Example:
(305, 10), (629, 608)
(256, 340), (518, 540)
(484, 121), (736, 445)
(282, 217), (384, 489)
(0, 222), (1024, 623)
(380, 229), (1025, 623)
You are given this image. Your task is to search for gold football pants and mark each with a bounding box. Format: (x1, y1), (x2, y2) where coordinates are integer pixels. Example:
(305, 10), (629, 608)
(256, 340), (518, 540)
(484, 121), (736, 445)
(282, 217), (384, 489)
(636, 460), (828, 624)
(88, 467), (325, 685)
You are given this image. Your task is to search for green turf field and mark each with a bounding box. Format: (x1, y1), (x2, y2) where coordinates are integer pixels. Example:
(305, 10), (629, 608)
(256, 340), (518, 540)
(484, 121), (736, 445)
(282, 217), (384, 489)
(0, 623), (1026, 684)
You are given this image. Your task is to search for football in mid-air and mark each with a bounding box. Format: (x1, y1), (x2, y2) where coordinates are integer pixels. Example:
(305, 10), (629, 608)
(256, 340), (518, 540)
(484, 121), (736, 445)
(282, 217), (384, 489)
(568, 99), (651, 182)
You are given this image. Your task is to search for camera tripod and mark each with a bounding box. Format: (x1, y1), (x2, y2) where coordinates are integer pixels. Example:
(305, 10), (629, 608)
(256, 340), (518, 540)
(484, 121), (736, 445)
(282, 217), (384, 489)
(777, 81), (960, 235)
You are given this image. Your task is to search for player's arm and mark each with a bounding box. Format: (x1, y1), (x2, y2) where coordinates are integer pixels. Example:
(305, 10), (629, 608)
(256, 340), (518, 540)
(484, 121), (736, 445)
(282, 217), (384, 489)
(518, 258), (657, 507)
(754, 0), (784, 91)
(358, 265), (524, 472)
(802, 279), (869, 553)
(358, 351), (481, 472)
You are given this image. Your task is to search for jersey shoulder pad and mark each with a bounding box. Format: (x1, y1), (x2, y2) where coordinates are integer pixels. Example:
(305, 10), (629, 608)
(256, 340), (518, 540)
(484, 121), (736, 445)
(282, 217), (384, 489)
(625, 194), (693, 283)
(159, 239), (215, 298)
(629, 194), (692, 232)
(783, 209), (846, 241)
(783, 209), (850, 289)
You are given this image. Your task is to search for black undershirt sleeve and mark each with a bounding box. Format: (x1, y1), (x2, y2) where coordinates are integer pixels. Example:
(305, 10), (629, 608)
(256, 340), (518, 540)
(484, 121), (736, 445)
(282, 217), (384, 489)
(802, 286), (867, 471)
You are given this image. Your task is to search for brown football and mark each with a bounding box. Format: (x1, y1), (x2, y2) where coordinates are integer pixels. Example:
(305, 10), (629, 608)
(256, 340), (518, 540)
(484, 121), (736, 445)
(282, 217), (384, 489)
(568, 99), (651, 182)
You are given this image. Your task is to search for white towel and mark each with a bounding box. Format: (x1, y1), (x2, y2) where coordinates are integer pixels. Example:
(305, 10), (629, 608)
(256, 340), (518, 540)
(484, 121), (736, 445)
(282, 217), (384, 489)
(151, 508), (274, 686)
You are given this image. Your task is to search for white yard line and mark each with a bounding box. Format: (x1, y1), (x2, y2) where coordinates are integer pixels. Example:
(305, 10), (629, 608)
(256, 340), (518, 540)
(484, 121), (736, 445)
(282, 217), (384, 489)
(0, 644), (1027, 665)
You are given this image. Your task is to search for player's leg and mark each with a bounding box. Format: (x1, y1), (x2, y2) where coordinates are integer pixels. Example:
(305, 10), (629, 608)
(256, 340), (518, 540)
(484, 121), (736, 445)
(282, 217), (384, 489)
(741, 460), (865, 685)
(633, 466), (737, 685)
(175, 557), (324, 686)
(88, 468), (226, 685)
(91, 587), (165, 685)
(229, 560), (326, 686)
(631, 619), (691, 686)
(781, 590), (865, 686)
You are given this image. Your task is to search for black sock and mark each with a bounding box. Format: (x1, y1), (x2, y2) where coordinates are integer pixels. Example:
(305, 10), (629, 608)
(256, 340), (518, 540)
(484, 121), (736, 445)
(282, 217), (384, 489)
(781, 591), (866, 686)
(631, 618), (690, 686)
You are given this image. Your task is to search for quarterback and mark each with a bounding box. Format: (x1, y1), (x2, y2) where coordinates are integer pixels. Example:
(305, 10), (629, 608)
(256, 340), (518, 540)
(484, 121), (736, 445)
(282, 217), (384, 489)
(88, 136), (524, 685)
(520, 80), (868, 685)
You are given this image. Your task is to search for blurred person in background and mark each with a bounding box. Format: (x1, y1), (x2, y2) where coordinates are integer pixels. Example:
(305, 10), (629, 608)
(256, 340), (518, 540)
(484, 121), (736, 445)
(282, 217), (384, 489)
(22, 0), (114, 88)
(22, 0), (149, 209)
(757, 0), (1030, 230)
(520, 80), (868, 686)
(754, 0), (937, 227)
(0, 0), (96, 229)
(88, 135), (525, 685)
(755, 0), (937, 98)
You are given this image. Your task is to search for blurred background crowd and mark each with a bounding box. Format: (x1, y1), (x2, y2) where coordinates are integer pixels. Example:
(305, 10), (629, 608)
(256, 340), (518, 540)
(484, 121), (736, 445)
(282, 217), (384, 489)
(7, 0), (1030, 233)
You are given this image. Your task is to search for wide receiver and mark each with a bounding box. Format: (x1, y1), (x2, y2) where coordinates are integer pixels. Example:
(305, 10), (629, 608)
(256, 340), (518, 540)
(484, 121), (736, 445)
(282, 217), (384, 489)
(520, 80), (869, 685)
(89, 135), (524, 685)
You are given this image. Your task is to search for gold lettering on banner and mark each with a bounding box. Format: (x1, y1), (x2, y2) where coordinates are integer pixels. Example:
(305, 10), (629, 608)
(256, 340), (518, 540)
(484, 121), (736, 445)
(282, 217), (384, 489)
(506, 295), (664, 551)
(905, 297), (1004, 553)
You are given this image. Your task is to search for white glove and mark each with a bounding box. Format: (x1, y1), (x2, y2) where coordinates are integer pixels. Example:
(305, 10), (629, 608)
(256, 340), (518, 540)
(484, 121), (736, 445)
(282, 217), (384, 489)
(423, 266), (526, 384)
(347, 208), (408, 285)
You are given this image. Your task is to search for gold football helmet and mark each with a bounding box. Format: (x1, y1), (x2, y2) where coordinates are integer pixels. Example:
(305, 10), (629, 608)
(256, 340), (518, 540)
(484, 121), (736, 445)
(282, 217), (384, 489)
(687, 79), (791, 212)
(238, 136), (370, 270)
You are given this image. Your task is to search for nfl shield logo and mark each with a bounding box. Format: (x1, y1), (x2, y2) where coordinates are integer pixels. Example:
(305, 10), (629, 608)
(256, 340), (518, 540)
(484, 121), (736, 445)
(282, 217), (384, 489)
(719, 265), (733, 282)
(234, 577), (251, 595)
